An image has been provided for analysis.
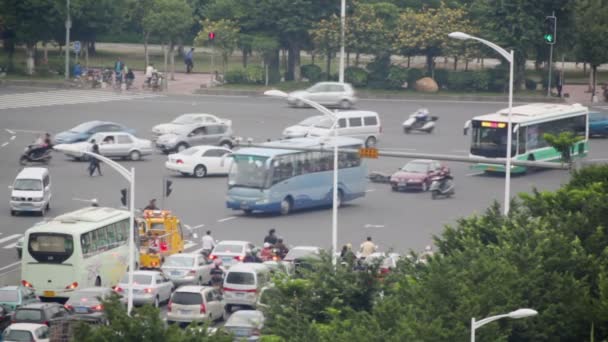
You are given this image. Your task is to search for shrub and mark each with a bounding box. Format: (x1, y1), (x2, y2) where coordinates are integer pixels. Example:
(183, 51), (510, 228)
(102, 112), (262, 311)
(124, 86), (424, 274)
(525, 78), (537, 91)
(447, 71), (473, 90)
(434, 69), (449, 89)
(245, 65), (264, 84)
(366, 54), (391, 84)
(345, 66), (368, 87)
(407, 68), (424, 89)
(471, 71), (490, 91)
(224, 68), (247, 84)
(385, 65), (409, 89)
(487, 65), (508, 92)
(301, 64), (322, 83)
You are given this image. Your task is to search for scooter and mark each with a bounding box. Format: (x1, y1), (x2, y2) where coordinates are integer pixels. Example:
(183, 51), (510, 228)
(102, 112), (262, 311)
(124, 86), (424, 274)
(403, 108), (438, 134)
(368, 171), (391, 183)
(19, 145), (52, 166)
(430, 174), (454, 199)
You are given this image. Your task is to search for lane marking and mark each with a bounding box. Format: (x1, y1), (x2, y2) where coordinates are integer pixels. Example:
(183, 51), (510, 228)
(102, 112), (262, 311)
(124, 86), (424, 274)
(364, 224), (385, 228)
(183, 242), (196, 250)
(466, 172), (485, 177)
(365, 189), (376, 193)
(5, 129), (15, 134)
(217, 216), (236, 223)
(192, 224), (205, 229)
(589, 158), (608, 162)
(0, 234), (22, 244)
(10, 135), (16, 140)
(3, 241), (19, 249)
(1, 142), (8, 147)
(4, 129), (44, 134)
(0, 261), (21, 273)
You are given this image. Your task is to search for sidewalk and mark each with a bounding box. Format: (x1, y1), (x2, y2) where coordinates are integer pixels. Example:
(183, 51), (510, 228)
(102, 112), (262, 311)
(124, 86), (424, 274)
(130, 70), (212, 95)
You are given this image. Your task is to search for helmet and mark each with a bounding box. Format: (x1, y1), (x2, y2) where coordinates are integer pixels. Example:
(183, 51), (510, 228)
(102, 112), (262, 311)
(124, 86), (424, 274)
(214, 259), (223, 266)
(263, 243), (271, 248)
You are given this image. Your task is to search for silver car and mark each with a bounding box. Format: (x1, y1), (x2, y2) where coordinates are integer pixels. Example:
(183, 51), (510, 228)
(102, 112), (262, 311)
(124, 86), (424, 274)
(161, 253), (214, 286)
(224, 310), (265, 341)
(156, 123), (234, 153)
(282, 115), (332, 139)
(64, 287), (114, 320)
(151, 113), (232, 139)
(287, 82), (357, 109)
(115, 271), (174, 308)
(54, 132), (154, 161)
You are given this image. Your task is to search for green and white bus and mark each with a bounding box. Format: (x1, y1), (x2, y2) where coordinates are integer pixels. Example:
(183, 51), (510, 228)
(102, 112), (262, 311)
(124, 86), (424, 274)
(21, 206), (133, 300)
(465, 103), (589, 173)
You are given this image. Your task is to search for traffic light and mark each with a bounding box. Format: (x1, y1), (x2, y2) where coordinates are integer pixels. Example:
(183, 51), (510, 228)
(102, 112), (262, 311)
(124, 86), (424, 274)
(544, 16), (556, 44)
(358, 147), (379, 159)
(120, 188), (128, 206)
(208, 32), (215, 41)
(165, 180), (173, 198)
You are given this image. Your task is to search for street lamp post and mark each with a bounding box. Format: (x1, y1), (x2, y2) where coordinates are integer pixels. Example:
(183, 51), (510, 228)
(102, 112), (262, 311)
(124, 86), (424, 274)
(64, 0), (71, 81)
(339, 0), (346, 83)
(471, 308), (538, 342)
(449, 32), (514, 215)
(263, 90), (340, 265)
(53, 146), (137, 314)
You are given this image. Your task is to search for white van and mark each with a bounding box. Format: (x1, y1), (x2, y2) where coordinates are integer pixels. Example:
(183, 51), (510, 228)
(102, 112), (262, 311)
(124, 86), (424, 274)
(306, 110), (382, 147)
(9, 167), (51, 216)
(223, 263), (270, 312)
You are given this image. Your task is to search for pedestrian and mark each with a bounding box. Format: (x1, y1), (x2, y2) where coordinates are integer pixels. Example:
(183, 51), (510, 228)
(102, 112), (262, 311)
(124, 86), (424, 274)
(73, 62), (82, 78)
(274, 238), (289, 259)
(88, 140), (102, 176)
(340, 243), (356, 264)
(184, 48), (194, 73)
(145, 63), (154, 86)
(556, 71), (563, 98)
(359, 236), (377, 258)
(114, 58), (123, 86)
(144, 199), (158, 210)
(264, 229), (278, 246)
(201, 230), (216, 255)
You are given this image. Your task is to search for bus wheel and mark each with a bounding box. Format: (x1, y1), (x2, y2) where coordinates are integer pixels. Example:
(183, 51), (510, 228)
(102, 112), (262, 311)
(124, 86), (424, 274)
(95, 277), (101, 287)
(280, 198), (293, 215)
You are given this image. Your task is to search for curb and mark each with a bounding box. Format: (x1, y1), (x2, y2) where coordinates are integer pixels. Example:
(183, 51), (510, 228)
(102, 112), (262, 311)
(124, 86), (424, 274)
(0, 79), (74, 89)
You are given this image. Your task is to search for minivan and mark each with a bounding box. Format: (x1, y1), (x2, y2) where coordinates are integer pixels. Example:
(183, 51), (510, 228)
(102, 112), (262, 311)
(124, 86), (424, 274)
(223, 263), (271, 312)
(9, 168), (51, 216)
(305, 110), (381, 147)
(166, 286), (226, 325)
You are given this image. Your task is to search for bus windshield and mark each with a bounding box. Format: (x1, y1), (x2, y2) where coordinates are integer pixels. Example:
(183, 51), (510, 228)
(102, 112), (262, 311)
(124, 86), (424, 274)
(470, 121), (516, 158)
(27, 233), (74, 263)
(228, 155), (269, 189)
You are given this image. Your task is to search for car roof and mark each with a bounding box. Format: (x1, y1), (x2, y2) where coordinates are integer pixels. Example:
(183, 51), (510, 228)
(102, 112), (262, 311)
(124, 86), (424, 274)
(235, 136), (364, 158)
(16, 167), (48, 179)
(131, 270), (161, 276)
(226, 310), (264, 325)
(409, 159), (434, 164)
(227, 263), (269, 272)
(334, 110), (379, 119)
(167, 253), (198, 258)
(216, 240), (250, 246)
(5, 323), (47, 330)
(174, 285), (212, 293)
(177, 113), (218, 118)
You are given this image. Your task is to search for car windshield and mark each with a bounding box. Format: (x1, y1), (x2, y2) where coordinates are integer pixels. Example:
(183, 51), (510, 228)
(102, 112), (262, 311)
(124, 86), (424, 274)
(120, 274), (153, 285)
(214, 244), (244, 253)
(69, 122), (98, 133)
(171, 292), (202, 305)
(172, 115), (199, 124)
(228, 155), (270, 189)
(401, 162), (429, 173)
(298, 116), (325, 126)
(14, 309), (42, 321)
(69, 291), (104, 303)
(164, 256), (194, 267)
(313, 117), (335, 129)
(178, 147), (200, 155)
(0, 290), (18, 302)
(590, 112), (607, 121)
(2, 330), (34, 341)
(13, 179), (42, 191)
(226, 272), (255, 285)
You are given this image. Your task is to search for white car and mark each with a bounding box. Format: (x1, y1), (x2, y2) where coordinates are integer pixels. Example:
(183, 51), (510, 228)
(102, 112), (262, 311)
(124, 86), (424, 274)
(114, 271), (174, 308)
(282, 115), (332, 139)
(161, 253), (214, 286)
(55, 132), (154, 161)
(152, 113), (232, 138)
(2, 323), (50, 342)
(287, 82), (357, 109)
(165, 146), (233, 178)
(166, 286), (227, 325)
(209, 240), (256, 269)
(224, 310), (265, 341)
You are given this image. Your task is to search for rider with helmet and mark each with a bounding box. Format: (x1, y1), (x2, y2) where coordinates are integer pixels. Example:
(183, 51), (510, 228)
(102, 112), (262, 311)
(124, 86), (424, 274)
(210, 259), (225, 287)
(259, 243), (273, 261)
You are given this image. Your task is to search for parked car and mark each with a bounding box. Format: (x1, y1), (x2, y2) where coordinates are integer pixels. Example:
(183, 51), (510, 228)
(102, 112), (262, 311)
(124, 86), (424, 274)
(282, 115), (330, 139)
(64, 288), (115, 323)
(161, 253), (214, 286)
(0, 286), (39, 313)
(256, 286), (279, 310)
(589, 111), (608, 137)
(12, 303), (69, 326)
(54, 121), (135, 144)
(1, 323), (50, 342)
(156, 123), (234, 153)
(152, 113), (232, 139)
(283, 246), (322, 276)
(305, 110), (382, 147)
(165, 146), (233, 178)
(224, 310), (265, 341)
(287, 82), (357, 109)
(114, 271), (174, 308)
(390, 159), (450, 192)
(15, 237), (23, 259)
(166, 286), (226, 325)
(209, 241), (256, 269)
(55, 132), (154, 161)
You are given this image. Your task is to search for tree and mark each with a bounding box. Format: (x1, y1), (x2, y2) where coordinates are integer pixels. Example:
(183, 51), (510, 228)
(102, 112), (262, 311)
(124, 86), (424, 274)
(142, 0), (193, 80)
(574, 0), (608, 100)
(309, 16), (341, 79)
(251, 34), (279, 86)
(543, 132), (584, 165)
(125, 0), (155, 66)
(194, 19), (240, 75)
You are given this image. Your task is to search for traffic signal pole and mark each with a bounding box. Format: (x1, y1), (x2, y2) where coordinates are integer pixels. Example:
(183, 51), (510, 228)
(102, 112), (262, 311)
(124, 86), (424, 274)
(546, 12), (556, 97)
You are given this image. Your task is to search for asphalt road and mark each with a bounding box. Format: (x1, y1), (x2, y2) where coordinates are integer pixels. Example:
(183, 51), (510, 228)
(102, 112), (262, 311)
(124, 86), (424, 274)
(1, 86), (608, 277)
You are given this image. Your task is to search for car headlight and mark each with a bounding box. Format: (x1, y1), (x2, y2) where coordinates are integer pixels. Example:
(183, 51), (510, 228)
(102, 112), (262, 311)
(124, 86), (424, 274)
(11, 196), (20, 201)
(32, 197), (43, 202)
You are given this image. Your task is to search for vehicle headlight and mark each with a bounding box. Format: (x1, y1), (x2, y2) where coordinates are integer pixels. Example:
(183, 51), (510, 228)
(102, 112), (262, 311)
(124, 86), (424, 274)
(32, 197), (43, 202)
(11, 196), (20, 201)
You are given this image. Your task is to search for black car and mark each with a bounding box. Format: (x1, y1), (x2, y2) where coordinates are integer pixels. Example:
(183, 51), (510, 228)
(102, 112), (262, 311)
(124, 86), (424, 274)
(12, 302), (69, 326)
(0, 305), (11, 332)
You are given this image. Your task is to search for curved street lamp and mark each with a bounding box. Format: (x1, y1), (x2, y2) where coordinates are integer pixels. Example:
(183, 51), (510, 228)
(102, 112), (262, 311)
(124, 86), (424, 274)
(471, 308), (538, 342)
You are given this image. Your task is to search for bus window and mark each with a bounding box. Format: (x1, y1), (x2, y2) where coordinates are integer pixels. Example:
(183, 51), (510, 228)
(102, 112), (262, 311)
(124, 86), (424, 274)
(28, 233), (74, 263)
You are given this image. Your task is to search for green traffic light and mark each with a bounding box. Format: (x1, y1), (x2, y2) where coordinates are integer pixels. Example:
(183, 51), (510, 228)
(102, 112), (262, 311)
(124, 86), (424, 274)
(544, 34), (554, 43)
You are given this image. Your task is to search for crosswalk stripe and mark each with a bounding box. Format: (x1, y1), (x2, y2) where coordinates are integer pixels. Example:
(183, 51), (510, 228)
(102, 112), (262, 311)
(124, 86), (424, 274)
(184, 242), (197, 250)
(0, 90), (162, 110)
(0, 234), (22, 245)
(3, 241), (19, 249)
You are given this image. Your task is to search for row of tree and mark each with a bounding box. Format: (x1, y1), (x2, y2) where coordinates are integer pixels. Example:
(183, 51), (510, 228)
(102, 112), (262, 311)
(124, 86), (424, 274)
(1, 0), (608, 88)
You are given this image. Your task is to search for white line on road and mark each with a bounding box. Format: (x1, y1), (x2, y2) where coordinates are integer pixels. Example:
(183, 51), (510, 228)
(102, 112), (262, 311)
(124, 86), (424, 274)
(0, 234), (22, 245)
(10, 135), (16, 140)
(183, 242), (196, 250)
(466, 172), (485, 177)
(192, 224), (205, 229)
(3, 241), (19, 249)
(1, 142), (8, 147)
(217, 216), (236, 223)
(364, 224), (385, 228)
(5, 129), (15, 134)
(0, 261), (21, 273)
(589, 158), (608, 162)
(5, 129), (44, 134)
(365, 189), (376, 193)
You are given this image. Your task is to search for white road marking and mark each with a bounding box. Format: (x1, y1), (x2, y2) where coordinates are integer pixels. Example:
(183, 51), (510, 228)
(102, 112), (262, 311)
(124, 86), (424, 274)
(589, 158), (608, 162)
(0, 90), (162, 110)
(365, 189), (376, 193)
(3, 241), (19, 249)
(5, 129), (45, 134)
(0, 234), (22, 245)
(0, 261), (21, 273)
(466, 172), (485, 177)
(1, 142), (8, 147)
(183, 242), (196, 250)
(217, 216), (236, 223)
(10, 136), (16, 140)
(364, 224), (385, 228)
(192, 224), (205, 229)
(5, 129), (15, 134)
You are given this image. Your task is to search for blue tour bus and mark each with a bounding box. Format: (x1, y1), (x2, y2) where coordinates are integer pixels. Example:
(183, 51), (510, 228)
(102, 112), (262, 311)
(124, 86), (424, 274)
(226, 136), (367, 215)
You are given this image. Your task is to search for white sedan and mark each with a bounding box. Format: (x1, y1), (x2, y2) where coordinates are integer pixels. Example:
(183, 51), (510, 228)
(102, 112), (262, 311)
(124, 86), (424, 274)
(55, 132), (154, 161)
(165, 146), (233, 178)
(152, 113), (232, 138)
(2, 323), (50, 342)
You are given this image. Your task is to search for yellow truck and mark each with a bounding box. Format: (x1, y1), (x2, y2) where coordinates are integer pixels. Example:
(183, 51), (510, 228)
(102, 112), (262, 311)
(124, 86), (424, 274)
(138, 210), (184, 269)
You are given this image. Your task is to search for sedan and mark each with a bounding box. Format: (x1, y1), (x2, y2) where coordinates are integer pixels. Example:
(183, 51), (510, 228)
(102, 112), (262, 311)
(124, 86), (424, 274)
(54, 121), (135, 144)
(114, 271), (174, 308)
(64, 288), (114, 322)
(209, 241), (255, 269)
(282, 115), (330, 139)
(224, 310), (265, 341)
(155, 123), (234, 153)
(165, 146), (233, 178)
(55, 132), (154, 161)
(161, 253), (214, 286)
(589, 112), (608, 137)
(390, 159), (449, 192)
(152, 113), (232, 139)
(287, 82), (357, 109)
(0, 286), (38, 313)
(2, 323), (50, 342)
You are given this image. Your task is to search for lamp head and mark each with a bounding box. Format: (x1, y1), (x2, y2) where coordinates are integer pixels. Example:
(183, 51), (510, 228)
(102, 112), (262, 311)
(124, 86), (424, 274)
(448, 32), (472, 40)
(263, 89), (289, 98)
(508, 309), (538, 319)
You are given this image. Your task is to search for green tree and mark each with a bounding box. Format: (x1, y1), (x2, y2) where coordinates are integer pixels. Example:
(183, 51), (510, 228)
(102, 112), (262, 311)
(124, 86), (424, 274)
(251, 34), (279, 85)
(309, 16), (341, 79)
(125, 0), (155, 66)
(574, 0), (608, 99)
(195, 19), (240, 75)
(543, 131), (583, 164)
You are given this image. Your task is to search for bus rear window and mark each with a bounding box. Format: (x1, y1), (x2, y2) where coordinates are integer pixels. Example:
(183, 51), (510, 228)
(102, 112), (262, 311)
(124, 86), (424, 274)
(28, 233), (74, 263)
(226, 272), (255, 285)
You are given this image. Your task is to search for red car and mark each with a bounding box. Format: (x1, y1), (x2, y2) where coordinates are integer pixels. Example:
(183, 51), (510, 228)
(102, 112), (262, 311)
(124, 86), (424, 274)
(390, 159), (450, 192)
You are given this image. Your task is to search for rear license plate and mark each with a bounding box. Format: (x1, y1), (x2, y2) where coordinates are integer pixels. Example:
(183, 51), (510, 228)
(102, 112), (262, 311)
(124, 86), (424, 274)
(171, 271), (181, 276)
(222, 257), (233, 263)
(43, 291), (55, 297)
(179, 310), (191, 315)
(75, 306), (89, 313)
(235, 292), (244, 296)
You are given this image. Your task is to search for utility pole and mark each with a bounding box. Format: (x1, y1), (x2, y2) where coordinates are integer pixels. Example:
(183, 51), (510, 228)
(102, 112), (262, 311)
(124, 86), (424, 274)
(545, 12), (557, 96)
(64, 0), (71, 81)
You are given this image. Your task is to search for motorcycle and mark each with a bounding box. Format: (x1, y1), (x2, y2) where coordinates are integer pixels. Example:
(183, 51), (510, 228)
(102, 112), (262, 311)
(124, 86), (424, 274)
(429, 174), (454, 200)
(150, 71), (164, 91)
(86, 69), (102, 88)
(402, 108), (439, 134)
(368, 171), (391, 183)
(20, 145), (52, 166)
(101, 68), (113, 85)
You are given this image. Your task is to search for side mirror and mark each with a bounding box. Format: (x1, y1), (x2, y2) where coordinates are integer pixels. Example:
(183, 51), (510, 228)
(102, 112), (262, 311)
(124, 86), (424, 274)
(463, 120), (471, 136)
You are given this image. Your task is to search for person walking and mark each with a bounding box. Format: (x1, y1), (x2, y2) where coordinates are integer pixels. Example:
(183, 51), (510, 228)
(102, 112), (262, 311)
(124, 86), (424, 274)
(88, 140), (102, 176)
(359, 236), (377, 258)
(201, 230), (216, 255)
(184, 48), (194, 73)
(264, 229), (278, 246)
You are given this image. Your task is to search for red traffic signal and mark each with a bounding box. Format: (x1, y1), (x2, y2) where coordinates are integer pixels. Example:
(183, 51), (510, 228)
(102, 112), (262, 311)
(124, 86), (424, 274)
(208, 32), (215, 40)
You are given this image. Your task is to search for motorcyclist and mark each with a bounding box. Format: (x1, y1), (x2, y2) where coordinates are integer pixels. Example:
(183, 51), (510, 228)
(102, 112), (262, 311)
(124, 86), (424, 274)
(259, 243), (273, 261)
(264, 229), (278, 246)
(244, 249), (262, 263)
(273, 238), (289, 259)
(414, 108), (429, 122)
(210, 259), (225, 287)
(28, 133), (53, 159)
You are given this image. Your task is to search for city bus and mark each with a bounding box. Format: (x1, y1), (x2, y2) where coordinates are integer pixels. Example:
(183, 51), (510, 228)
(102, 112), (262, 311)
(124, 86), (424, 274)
(226, 136), (367, 215)
(464, 103), (588, 173)
(21, 206), (133, 300)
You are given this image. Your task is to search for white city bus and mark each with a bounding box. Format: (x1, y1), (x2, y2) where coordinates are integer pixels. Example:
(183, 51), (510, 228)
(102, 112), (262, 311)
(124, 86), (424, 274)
(21, 206), (133, 300)
(465, 103), (589, 173)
